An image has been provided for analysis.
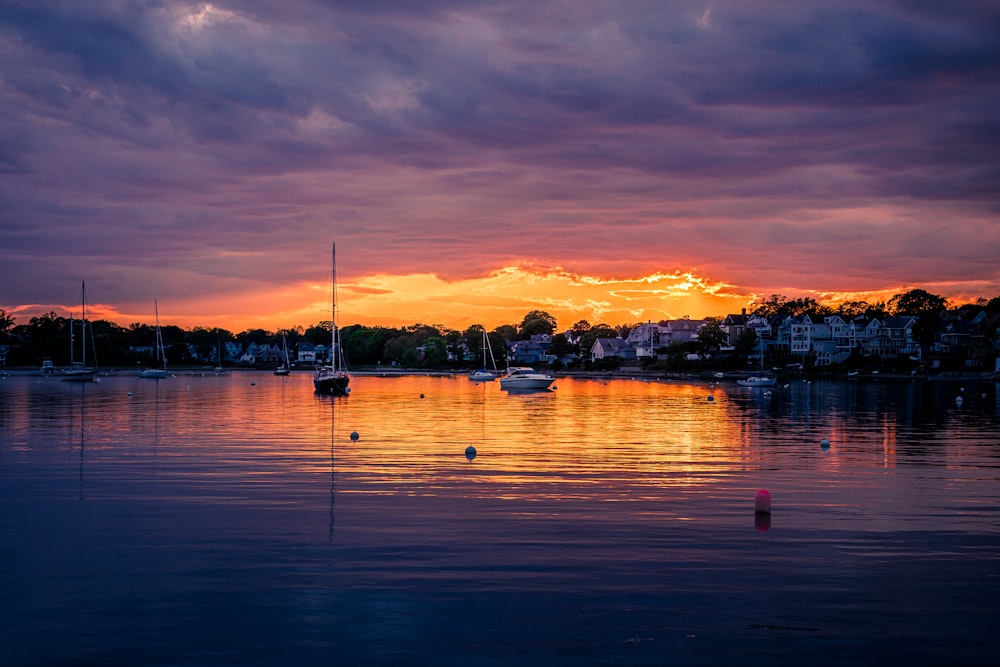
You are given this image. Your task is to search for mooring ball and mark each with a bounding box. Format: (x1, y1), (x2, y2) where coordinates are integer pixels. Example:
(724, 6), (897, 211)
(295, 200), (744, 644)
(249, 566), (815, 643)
(350, 431), (359, 441)
(465, 445), (477, 460)
(420, 393), (425, 398)
(754, 489), (772, 513)
(707, 395), (714, 402)
(820, 439), (830, 449)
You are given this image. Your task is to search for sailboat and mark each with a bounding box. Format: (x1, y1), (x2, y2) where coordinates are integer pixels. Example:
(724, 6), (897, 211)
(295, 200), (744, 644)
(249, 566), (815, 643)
(314, 243), (350, 395)
(62, 281), (96, 382)
(737, 335), (776, 387)
(213, 337), (225, 374)
(468, 327), (500, 381)
(138, 300), (168, 378)
(274, 334), (291, 376)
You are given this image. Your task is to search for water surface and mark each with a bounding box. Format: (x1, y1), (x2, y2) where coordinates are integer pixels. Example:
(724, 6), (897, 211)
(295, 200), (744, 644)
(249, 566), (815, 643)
(1, 373), (998, 665)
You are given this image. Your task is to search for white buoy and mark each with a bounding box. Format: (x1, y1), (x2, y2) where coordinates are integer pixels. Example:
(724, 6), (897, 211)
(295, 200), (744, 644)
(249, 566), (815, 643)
(956, 396), (963, 406)
(350, 431), (359, 441)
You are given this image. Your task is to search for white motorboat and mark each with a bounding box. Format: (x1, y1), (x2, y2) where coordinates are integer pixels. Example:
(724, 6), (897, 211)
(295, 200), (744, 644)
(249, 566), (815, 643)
(499, 366), (555, 391)
(737, 375), (776, 387)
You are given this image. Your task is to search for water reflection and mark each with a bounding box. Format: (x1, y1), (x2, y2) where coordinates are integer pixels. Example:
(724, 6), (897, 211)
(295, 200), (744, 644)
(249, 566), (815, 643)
(1, 372), (999, 665)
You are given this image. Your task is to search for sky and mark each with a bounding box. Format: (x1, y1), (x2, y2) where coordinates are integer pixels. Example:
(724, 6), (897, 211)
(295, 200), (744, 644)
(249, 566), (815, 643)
(2, 0), (999, 333)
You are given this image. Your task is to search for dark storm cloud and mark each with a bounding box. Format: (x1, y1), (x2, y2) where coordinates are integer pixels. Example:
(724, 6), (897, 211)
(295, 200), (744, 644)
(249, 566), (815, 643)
(0, 0), (997, 317)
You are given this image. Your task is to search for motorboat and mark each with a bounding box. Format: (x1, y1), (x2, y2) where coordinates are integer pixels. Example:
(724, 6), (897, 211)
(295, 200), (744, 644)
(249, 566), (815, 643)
(737, 375), (776, 387)
(499, 366), (555, 391)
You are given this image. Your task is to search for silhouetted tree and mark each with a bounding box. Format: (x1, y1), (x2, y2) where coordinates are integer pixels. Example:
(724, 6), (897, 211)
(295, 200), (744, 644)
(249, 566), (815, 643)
(519, 310), (557, 338)
(696, 318), (727, 356)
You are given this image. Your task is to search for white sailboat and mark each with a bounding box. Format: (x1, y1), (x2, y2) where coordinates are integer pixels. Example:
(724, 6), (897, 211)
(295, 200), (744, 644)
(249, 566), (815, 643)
(213, 337), (225, 373)
(468, 327), (500, 381)
(138, 300), (168, 378)
(62, 281), (96, 382)
(274, 334), (291, 376)
(737, 335), (775, 387)
(314, 243), (350, 395)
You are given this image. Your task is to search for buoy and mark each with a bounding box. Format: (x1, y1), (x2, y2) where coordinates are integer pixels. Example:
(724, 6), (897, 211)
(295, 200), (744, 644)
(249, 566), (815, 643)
(420, 393), (425, 398)
(820, 439), (830, 449)
(707, 395), (714, 402)
(956, 396), (963, 406)
(127, 392), (133, 397)
(250, 382), (256, 386)
(350, 431), (359, 441)
(465, 445), (476, 460)
(754, 489), (771, 514)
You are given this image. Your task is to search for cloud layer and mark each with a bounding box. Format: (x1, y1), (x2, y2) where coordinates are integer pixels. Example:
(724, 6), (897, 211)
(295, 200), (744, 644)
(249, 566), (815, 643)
(2, 1), (998, 330)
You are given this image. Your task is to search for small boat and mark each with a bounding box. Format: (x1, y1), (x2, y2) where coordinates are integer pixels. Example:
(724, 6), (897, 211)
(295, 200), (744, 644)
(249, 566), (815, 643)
(737, 376), (777, 387)
(468, 328), (500, 382)
(736, 337), (774, 387)
(62, 281), (96, 382)
(274, 334), (291, 376)
(499, 366), (555, 391)
(213, 336), (226, 374)
(314, 243), (350, 396)
(138, 300), (168, 378)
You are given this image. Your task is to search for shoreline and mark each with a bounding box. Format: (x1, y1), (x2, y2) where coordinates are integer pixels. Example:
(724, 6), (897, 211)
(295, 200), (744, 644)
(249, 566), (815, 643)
(3, 366), (996, 384)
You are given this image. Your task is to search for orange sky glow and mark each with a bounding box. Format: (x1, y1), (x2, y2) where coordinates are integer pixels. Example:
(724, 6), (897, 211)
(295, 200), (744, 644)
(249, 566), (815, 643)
(8, 264), (963, 335)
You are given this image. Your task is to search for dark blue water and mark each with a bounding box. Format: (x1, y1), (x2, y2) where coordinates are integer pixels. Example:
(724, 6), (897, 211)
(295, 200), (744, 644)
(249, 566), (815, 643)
(1, 372), (998, 665)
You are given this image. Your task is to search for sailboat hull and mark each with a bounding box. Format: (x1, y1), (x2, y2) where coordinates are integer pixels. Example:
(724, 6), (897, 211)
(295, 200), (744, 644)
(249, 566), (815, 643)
(138, 369), (167, 379)
(314, 371), (350, 395)
(61, 369), (95, 382)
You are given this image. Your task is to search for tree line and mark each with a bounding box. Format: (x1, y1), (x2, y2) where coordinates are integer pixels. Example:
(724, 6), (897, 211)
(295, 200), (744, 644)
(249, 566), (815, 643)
(2, 290), (998, 370)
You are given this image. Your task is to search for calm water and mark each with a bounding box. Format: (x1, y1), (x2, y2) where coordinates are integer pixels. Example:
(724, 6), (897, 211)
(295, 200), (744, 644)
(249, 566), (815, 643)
(1, 372), (998, 666)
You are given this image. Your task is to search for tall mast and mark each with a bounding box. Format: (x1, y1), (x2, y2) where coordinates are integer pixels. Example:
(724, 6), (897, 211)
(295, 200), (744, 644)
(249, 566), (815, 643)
(81, 281), (87, 368)
(330, 241), (340, 369)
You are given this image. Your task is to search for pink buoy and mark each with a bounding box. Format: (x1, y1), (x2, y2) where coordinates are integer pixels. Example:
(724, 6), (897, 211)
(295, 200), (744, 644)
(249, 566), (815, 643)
(754, 489), (771, 514)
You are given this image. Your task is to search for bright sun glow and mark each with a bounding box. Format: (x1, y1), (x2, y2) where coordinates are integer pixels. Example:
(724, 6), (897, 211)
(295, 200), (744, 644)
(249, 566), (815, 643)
(21, 266), (992, 335)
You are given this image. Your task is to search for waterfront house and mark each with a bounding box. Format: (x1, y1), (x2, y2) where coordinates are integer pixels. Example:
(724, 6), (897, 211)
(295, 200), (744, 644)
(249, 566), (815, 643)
(590, 337), (635, 362)
(509, 334), (553, 365)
